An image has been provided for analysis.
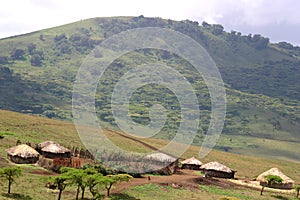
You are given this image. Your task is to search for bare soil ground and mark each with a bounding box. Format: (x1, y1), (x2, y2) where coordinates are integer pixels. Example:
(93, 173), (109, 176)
(112, 169), (236, 194)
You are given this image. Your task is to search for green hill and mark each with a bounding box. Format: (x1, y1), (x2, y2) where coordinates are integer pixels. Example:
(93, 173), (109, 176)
(0, 110), (299, 200)
(0, 16), (299, 161)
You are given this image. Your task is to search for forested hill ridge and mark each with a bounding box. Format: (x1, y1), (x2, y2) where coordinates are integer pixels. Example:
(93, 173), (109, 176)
(0, 16), (299, 159)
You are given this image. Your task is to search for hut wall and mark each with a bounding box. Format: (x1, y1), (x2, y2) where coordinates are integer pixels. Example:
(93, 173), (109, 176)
(8, 155), (39, 164)
(41, 151), (71, 159)
(150, 160), (179, 175)
(204, 169), (234, 179)
(182, 164), (201, 170)
(260, 182), (294, 190)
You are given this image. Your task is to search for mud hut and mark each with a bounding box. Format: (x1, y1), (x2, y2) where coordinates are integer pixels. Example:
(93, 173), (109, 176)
(200, 161), (235, 179)
(6, 144), (39, 164)
(145, 152), (179, 175)
(257, 168), (294, 189)
(181, 157), (203, 170)
(37, 141), (71, 159)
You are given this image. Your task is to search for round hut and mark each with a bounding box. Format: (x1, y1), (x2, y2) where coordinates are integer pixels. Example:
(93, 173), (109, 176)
(145, 152), (179, 175)
(200, 161), (235, 179)
(256, 168), (294, 189)
(6, 144), (40, 164)
(37, 141), (71, 159)
(181, 157), (203, 170)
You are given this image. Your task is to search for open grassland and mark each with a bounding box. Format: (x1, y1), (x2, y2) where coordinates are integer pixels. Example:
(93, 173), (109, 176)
(0, 110), (300, 199)
(123, 184), (299, 200)
(1, 110), (300, 181)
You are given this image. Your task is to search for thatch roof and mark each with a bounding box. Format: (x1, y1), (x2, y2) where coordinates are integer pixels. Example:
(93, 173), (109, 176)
(6, 144), (39, 158)
(181, 157), (203, 166)
(37, 141), (59, 150)
(145, 152), (177, 162)
(200, 161), (232, 173)
(256, 168), (294, 184)
(40, 142), (70, 154)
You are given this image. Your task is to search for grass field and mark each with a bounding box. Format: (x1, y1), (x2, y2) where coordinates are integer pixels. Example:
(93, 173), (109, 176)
(0, 110), (299, 199)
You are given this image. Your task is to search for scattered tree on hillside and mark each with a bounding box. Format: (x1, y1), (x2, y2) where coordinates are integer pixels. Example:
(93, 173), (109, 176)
(50, 173), (70, 200)
(0, 56), (8, 64)
(260, 175), (283, 195)
(60, 167), (99, 200)
(0, 166), (22, 194)
(86, 173), (105, 200)
(294, 185), (300, 198)
(27, 43), (37, 55)
(30, 54), (43, 66)
(10, 48), (25, 60)
(103, 174), (133, 197)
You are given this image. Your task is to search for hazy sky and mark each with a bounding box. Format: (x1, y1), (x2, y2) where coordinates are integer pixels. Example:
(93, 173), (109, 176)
(0, 0), (299, 45)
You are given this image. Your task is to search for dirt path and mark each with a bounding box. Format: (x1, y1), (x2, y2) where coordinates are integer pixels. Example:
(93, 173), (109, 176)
(112, 131), (159, 151)
(112, 169), (236, 194)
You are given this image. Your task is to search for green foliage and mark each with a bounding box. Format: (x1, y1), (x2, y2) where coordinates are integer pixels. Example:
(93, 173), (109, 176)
(294, 184), (300, 198)
(10, 48), (26, 60)
(49, 173), (70, 200)
(0, 16), (299, 161)
(0, 166), (22, 194)
(264, 175), (283, 185)
(103, 174), (133, 196)
(260, 175), (283, 196)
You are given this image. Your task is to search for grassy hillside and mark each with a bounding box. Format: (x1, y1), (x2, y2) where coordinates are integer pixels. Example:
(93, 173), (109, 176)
(0, 110), (299, 181)
(0, 16), (299, 161)
(0, 110), (300, 199)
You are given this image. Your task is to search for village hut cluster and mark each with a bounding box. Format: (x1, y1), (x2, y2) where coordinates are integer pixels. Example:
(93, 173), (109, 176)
(36, 141), (71, 158)
(6, 143), (296, 190)
(6, 141), (72, 166)
(180, 157), (235, 179)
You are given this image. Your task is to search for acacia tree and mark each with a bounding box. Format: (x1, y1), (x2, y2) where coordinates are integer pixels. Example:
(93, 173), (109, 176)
(50, 174), (70, 200)
(103, 174), (133, 197)
(60, 167), (83, 200)
(86, 173), (105, 200)
(294, 185), (300, 198)
(260, 175), (283, 195)
(60, 167), (98, 200)
(0, 166), (22, 194)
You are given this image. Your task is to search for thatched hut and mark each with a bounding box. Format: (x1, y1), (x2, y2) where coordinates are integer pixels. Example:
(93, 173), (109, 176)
(200, 161), (235, 179)
(257, 168), (294, 189)
(6, 144), (39, 164)
(181, 157), (203, 170)
(145, 152), (179, 175)
(37, 141), (71, 158)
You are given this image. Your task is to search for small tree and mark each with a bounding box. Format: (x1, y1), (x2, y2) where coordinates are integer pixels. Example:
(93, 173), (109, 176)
(294, 185), (300, 198)
(86, 173), (105, 200)
(260, 175), (283, 195)
(50, 174), (70, 200)
(60, 167), (96, 200)
(0, 166), (22, 194)
(80, 167), (98, 199)
(103, 174), (133, 197)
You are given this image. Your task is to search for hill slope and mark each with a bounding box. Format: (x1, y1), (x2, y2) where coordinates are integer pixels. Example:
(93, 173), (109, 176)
(0, 109), (299, 181)
(0, 16), (299, 160)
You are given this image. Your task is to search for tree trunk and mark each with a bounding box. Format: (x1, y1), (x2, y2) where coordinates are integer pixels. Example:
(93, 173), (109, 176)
(76, 185), (80, 200)
(260, 186), (264, 196)
(106, 184), (113, 197)
(8, 179), (12, 194)
(81, 187), (85, 199)
(58, 189), (62, 200)
(296, 189), (299, 198)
